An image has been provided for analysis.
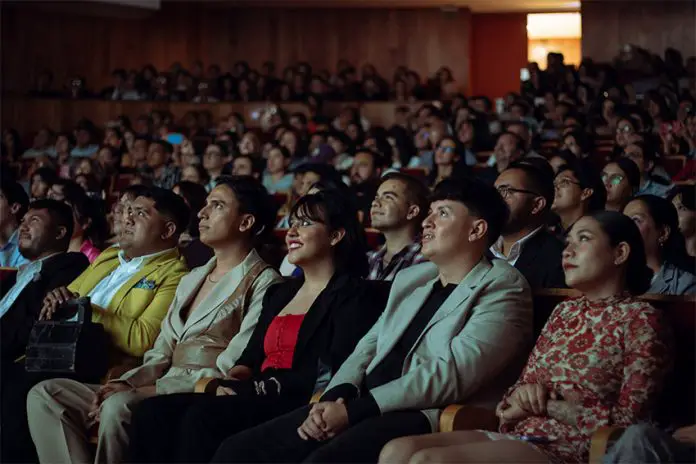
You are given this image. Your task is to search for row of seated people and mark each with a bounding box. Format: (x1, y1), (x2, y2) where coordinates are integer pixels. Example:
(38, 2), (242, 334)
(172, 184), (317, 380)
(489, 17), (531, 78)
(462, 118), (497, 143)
(3, 171), (692, 461)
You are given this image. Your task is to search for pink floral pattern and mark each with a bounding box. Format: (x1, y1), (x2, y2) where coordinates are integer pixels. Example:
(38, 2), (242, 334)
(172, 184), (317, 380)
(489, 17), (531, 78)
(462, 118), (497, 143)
(499, 295), (673, 463)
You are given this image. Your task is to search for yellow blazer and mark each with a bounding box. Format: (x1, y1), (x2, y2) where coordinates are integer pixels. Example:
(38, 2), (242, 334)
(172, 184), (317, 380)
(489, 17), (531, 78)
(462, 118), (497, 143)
(68, 246), (189, 360)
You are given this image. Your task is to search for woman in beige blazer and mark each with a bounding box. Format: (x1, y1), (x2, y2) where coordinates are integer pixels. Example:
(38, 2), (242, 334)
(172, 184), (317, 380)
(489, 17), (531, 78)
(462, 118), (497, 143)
(27, 177), (282, 464)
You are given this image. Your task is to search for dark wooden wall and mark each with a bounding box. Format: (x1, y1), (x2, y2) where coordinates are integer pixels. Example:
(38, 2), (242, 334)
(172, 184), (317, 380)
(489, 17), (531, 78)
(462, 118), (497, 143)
(582, 0), (696, 62)
(1, 2), (471, 93)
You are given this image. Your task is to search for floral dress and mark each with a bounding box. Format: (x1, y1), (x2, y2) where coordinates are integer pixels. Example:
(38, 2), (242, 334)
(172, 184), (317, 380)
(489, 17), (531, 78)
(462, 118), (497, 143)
(497, 295), (673, 463)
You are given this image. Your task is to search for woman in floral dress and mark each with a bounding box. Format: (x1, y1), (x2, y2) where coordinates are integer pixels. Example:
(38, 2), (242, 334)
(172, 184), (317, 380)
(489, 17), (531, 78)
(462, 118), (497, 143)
(380, 211), (673, 463)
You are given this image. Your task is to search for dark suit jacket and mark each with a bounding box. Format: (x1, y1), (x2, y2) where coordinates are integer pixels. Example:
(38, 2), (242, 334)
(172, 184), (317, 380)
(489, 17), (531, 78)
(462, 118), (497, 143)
(233, 274), (389, 400)
(0, 252), (89, 362)
(514, 229), (566, 289)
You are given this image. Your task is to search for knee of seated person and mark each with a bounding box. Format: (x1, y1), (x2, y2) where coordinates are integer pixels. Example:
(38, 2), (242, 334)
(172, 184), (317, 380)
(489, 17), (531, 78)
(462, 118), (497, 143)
(27, 379), (62, 404)
(620, 423), (665, 444)
(409, 448), (439, 464)
(99, 391), (135, 424)
(379, 437), (421, 464)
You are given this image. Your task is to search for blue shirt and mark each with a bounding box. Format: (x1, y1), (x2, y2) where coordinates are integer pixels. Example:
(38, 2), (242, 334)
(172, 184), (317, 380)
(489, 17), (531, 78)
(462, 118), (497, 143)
(0, 253), (55, 318)
(70, 145), (99, 158)
(637, 179), (673, 198)
(262, 173), (294, 194)
(0, 230), (30, 268)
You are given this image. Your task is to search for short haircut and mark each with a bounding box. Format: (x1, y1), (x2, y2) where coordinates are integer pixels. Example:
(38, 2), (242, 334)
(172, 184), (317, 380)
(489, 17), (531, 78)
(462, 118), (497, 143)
(557, 158), (607, 212)
(380, 172), (430, 225)
(234, 154), (264, 177)
(430, 176), (510, 246)
(1, 175), (29, 221)
(498, 131), (525, 152)
(27, 199), (75, 246)
(32, 167), (59, 187)
(138, 187), (190, 238)
(269, 144), (291, 159)
(214, 176), (278, 244)
(610, 158), (642, 191)
(354, 147), (386, 170)
(121, 184), (149, 201)
(506, 161), (555, 213)
(151, 139), (174, 155)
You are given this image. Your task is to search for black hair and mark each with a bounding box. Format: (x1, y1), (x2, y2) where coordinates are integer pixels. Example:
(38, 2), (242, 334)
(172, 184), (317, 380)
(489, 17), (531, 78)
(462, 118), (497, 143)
(138, 187), (191, 239)
(151, 139), (174, 155)
(563, 130), (593, 155)
(549, 150), (576, 170)
(173, 181), (208, 238)
(292, 163), (343, 186)
(380, 172), (430, 226)
(290, 189), (369, 278)
(26, 199), (75, 249)
(269, 144), (292, 160)
(32, 167), (59, 188)
(0, 175), (29, 222)
(234, 154), (264, 177)
(607, 158), (641, 192)
(183, 164), (210, 185)
(430, 176), (510, 246)
(354, 147), (386, 170)
(214, 176), (278, 247)
(586, 210), (652, 295)
(57, 182), (109, 250)
(497, 131), (525, 152)
(669, 185), (696, 211)
(120, 184), (149, 201)
(506, 161), (555, 214)
(631, 195), (693, 272)
(557, 158), (607, 212)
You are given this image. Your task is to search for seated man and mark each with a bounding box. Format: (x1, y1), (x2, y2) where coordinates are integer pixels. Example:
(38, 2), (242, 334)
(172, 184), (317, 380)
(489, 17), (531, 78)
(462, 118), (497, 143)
(490, 162), (566, 289)
(211, 177), (533, 463)
(367, 172), (429, 281)
(27, 177), (283, 464)
(0, 175), (30, 269)
(0, 199), (89, 364)
(1, 187), (189, 463)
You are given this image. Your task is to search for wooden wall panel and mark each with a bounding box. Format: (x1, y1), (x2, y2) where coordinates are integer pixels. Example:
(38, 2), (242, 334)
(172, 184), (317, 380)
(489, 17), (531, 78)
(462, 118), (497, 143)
(582, 0), (696, 63)
(1, 3), (471, 94)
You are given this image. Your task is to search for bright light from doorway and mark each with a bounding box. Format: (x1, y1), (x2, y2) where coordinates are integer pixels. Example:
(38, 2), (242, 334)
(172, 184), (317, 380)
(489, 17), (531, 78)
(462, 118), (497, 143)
(527, 13), (581, 39)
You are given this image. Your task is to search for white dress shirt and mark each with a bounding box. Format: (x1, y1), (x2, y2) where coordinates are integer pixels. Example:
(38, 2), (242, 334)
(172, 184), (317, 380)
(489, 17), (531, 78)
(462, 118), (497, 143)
(0, 253), (59, 319)
(489, 226), (543, 266)
(87, 248), (173, 309)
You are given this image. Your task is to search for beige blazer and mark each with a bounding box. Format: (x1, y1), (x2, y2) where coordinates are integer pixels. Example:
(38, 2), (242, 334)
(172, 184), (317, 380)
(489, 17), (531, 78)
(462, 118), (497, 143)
(117, 249), (282, 394)
(326, 257), (533, 431)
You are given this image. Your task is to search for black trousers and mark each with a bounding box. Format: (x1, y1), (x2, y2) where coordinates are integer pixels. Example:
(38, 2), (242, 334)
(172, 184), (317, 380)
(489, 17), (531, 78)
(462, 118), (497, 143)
(211, 405), (431, 463)
(127, 392), (307, 463)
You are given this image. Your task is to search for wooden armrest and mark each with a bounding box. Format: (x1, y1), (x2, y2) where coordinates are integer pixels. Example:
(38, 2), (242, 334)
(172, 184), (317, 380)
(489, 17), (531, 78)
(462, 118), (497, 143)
(439, 404), (498, 432)
(589, 426), (625, 464)
(310, 391), (323, 404)
(194, 377), (221, 394)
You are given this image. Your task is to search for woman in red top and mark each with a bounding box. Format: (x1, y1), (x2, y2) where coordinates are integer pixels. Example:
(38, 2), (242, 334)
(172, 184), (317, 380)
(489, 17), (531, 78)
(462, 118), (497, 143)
(128, 189), (388, 463)
(380, 211), (673, 464)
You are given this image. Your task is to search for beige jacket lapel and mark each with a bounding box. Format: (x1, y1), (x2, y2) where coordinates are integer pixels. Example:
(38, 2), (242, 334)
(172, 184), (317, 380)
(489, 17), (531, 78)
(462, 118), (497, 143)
(170, 258), (217, 335)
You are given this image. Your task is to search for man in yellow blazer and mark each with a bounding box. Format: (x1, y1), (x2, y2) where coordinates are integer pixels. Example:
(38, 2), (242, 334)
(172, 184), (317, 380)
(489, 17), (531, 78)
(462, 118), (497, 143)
(39, 187), (190, 361)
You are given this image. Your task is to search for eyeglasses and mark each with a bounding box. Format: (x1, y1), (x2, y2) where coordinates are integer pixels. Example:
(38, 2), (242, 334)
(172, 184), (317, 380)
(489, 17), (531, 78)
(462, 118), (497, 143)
(440, 146), (456, 154)
(616, 125), (634, 134)
(601, 173), (625, 186)
(496, 185), (540, 199)
(554, 178), (582, 190)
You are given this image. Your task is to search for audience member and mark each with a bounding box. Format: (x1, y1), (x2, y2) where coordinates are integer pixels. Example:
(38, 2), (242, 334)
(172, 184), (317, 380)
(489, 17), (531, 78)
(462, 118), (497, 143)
(203, 143), (231, 191)
(602, 423), (696, 464)
(181, 163), (210, 186)
(30, 167), (57, 200)
(491, 162), (566, 288)
(551, 158), (607, 237)
(263, 144), (294, 194)
(601, 157), (641, 211)
(0, 177), (30, 267)
(211, 177), (533, 464)
(670, 185), (696, 257)
(127, 189), (385, 463)
(27, 177), (282, 464)
(479, 131), (525, 184)
(623, 141), (673, 198)
(350, 148), (383, 223)
(367, 172), (428, 281)
(383, 211), (672, 464)
(428, 136), (468, 187)
(70, 126), (99, 158)
(624, 195), (696, 295)
(147, 140), (180, 190)
(231, 154), (262, 179)
(108, 184), (148, 243)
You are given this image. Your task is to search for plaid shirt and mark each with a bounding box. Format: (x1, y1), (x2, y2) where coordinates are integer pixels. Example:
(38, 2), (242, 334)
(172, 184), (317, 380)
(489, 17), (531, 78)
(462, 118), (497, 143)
(366, 241), (426, 281)
(153, 165), (181, 190)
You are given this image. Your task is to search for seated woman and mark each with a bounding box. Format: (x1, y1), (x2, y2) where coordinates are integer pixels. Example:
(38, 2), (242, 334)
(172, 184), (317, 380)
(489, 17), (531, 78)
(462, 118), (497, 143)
(671, 185), (696, 257)
(601, 158), (641, 212)
(262, 144), (294, 194)
(127, 189), (384, 463)
(622, 140), (673, 198)
(428, 136), (468, 187)
(624, 195), (696, 295)
(380, 210), (673, 464)
(26, 177), (283, 464)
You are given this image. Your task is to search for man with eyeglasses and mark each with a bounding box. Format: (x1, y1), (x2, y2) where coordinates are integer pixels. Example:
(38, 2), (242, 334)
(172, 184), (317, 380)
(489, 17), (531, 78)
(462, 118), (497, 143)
(490, 162), (566, 289)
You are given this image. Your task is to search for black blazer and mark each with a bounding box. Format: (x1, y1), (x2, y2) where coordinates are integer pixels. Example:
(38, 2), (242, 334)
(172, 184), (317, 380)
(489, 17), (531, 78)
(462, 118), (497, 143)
(514, 229), (567, 289)
(0, 252), (89, 362)
(233, 274), (389, 400)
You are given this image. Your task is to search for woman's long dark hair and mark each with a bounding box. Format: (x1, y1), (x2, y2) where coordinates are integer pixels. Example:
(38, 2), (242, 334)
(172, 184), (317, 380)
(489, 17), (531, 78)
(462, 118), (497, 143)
(173, 181), (208, 238)
(588, 210), (653, 295)
(290, 190), (368, 278)
(632, 195), (695, 273)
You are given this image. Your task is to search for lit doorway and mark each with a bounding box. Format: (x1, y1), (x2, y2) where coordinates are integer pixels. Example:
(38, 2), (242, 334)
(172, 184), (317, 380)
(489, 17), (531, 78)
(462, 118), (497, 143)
(527, 13), (581, 70)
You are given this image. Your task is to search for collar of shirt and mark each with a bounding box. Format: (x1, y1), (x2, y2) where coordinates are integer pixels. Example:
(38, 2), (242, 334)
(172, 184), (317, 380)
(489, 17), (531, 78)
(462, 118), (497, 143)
(116, 247), (174, 271)
(490, 226), (543, 264)
(0, 229), (19, 252)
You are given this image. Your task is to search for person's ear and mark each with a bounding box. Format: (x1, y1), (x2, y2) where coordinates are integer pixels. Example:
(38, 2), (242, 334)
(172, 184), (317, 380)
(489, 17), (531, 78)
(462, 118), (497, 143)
(531, 196), (547, 216)
(55, 225), (68, 242)
(161, 221), (177, 241)
(468, 218), (488, 243)
(646, 160), (655, 173)
(239, 214), (256, 234)
(658, 225), (671, 247)
(614, 241), (630, 266)
(406, 204), (420, 222)
(330, 228), (346, 247)
(580, 188), (594, 202)
(9, 203), (21, 216)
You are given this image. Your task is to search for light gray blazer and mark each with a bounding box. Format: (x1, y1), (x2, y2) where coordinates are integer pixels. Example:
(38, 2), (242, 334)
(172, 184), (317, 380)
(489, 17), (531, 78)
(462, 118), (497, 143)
(326, 257), (533, 432)
(647, 262), (696, 296)
(117, 249), (282, 394)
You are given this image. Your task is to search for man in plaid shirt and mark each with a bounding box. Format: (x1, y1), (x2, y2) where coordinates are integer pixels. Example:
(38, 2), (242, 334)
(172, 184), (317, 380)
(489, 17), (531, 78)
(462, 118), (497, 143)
(367, 172), (429, 281)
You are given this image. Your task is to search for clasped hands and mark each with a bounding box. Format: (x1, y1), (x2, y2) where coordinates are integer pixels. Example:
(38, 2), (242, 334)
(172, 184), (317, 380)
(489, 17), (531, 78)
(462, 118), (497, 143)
(297, 398), (349, 441)
(496, 383), (578, 425)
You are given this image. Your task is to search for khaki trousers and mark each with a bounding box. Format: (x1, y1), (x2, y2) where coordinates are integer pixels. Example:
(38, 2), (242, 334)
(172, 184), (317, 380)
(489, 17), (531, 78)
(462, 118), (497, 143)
(26, 378), (152, 464)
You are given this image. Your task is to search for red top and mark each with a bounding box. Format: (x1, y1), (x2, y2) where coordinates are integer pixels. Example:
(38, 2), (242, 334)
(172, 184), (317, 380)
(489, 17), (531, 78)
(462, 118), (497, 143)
(261, 313), (305, 372)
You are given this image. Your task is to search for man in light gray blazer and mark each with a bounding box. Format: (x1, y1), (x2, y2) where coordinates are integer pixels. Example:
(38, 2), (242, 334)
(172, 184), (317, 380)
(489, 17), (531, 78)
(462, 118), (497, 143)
(27, 177), (282, 464)
(212, 177), (534, 464)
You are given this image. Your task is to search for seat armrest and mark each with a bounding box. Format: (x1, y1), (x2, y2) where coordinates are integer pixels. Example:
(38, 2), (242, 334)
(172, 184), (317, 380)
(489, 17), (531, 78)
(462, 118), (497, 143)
(310, 391), (323, 404)
(194, 377), (221, 394)
(589, 426), (625, 464)
(439, 404), (499, 432)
